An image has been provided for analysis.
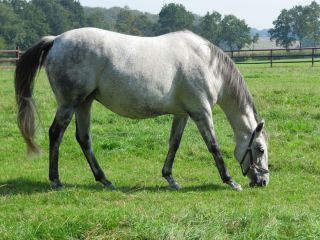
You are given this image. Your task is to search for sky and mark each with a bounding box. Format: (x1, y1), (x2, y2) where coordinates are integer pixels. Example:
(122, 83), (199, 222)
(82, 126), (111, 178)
(79, 0), (317, 29)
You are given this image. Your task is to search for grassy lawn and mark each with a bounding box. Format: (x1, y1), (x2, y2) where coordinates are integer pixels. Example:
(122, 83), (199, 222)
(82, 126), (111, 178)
(0, 63), (319, 239)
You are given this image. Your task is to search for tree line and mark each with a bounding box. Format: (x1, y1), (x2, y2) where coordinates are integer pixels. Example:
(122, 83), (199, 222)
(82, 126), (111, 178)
(0, 0), (85, 49)
(269, 1), (320, 49)
(0, 0), (256, 50)
(1, 0), (320, 51)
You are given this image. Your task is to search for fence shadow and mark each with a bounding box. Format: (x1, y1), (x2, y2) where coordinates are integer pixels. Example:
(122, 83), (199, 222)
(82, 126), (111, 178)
(0, 178), (227, 196)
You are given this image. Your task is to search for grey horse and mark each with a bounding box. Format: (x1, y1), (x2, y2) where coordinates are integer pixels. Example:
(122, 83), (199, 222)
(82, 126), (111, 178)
(15, 28), (269, 191)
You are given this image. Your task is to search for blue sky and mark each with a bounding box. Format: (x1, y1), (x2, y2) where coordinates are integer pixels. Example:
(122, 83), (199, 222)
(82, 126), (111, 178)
(79, 0), (316, 29)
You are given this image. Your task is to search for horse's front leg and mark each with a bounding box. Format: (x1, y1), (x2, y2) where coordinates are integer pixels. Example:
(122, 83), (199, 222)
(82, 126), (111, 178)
(191, 111), (242, 191)
(162, 115), (188, 189)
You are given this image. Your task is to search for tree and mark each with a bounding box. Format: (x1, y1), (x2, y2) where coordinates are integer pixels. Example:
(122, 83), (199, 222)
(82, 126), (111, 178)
(85, 9), (112, 30)
(158, 3), (194, 34)
(305, 1), (320, 47)
(32, 0), (69, 35)
(199, 11), (222, 45)
(289, 5), (309, 48)
(32, 0), (86, 35)
(234, 22), (252, 50)
(132, 15), (155, 36)
(250, 33), (259, 50)
(0, 2), (21, 48)
(59, 0), (86, 28)
(220, 15), (251, 50)
(17, 1), (50, 48)
(115, 9), (136, 34)
(0, 0), (50, 49)
(269, 9), (296, 49)
(115, 8), (155, 36)
(0, 0), (93, 48)
(0, 36), (5, 49)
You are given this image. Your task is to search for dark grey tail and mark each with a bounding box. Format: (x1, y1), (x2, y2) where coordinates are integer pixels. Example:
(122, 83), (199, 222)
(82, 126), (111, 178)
(15, 36), (55, 156)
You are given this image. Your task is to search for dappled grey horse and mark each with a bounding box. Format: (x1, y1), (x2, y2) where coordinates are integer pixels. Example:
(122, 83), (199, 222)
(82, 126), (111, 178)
(15, 28), (269, 191)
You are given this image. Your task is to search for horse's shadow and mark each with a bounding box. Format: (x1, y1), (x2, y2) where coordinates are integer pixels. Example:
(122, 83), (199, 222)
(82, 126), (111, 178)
(0, 178), (227, 196)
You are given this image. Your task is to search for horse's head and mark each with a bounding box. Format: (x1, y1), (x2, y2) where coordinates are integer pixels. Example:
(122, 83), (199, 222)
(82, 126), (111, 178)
(234, 121), (269, 187)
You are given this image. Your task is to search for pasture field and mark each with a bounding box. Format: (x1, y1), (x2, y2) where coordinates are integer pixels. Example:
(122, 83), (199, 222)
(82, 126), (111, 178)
(0, 64), (319, 239)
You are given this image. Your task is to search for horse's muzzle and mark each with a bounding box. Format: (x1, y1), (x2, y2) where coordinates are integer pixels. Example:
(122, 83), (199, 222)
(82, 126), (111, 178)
(249, 174), (269, 187)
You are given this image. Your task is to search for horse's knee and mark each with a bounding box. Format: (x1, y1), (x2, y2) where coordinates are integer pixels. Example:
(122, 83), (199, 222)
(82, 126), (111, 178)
(49, 120), (62, 143)
(207, 142), (223, 159)
(76, 132), (91, 150)
(50, 108), (74, 142)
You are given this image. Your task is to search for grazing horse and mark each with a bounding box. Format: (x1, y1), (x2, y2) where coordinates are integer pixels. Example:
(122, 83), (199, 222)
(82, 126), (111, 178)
(15, 28), (269, 191)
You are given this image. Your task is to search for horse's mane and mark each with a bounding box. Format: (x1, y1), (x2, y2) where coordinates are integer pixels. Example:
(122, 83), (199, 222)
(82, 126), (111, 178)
(206, 44), (263, 121)
(208, 45), (268, 139)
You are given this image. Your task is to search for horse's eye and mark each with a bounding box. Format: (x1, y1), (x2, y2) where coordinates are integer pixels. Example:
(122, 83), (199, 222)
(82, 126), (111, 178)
(256, 146), (264, 154)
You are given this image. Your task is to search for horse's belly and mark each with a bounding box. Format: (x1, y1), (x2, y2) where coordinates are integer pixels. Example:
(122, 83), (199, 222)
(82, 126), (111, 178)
(94, 85), (171, 119)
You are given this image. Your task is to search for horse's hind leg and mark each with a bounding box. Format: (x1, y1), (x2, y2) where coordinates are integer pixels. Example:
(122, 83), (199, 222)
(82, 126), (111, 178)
(190, 110), (242, 191)
(75, 98), (115, 189)
(162, 115), (188, 189)
(49, 106), (74, 189)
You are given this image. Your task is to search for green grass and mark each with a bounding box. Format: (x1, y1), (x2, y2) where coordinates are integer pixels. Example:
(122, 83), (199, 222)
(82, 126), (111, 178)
(0, 63), (319, 239)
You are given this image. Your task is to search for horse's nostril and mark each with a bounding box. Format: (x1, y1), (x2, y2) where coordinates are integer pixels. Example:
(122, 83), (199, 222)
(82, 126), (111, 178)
(261, 180), (267, 186)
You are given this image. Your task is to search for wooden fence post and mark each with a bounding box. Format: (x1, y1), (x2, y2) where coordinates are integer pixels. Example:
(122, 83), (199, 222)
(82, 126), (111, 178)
(312, 48), (315, 67)
(270, 49), (273, 67)
(15, 46), (20, 64)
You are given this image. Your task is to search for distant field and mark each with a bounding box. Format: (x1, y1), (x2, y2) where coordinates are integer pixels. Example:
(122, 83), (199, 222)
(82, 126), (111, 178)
(245, 37), (300, 50)
(0, 64), (319, 239)
(247, 37), (278, 50)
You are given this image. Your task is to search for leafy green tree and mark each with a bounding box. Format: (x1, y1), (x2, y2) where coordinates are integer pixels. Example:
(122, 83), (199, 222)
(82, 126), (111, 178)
(250, 33), (259, 50)
(132, 15), (155, 36)
(158, 3), (194, 34)
(199, 11), (222, 45)
(289, 6), (309, 48)
(59, 0), (86, 28)
(115, 9), (155, 36)
(85, 9), (112, 30)
(115, 9), (137, 34)
(269, 9), (296, 49)
(17, 1), (49, 48)
(32, 0), (69, 35)
(235, 23), (251, 50)
(0, 0), (50, 49)
(0, 36), (5, 49)
(220, 15), (251, 50)
(0, 2), (21, 48)
(32, 0), (85, 35)
(305, 1), (320, 47)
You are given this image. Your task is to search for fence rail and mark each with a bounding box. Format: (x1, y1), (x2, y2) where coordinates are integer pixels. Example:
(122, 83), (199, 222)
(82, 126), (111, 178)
(0, 47), (21, 69)
(225, 47), (320, 67)
(1, 47), (320, 69)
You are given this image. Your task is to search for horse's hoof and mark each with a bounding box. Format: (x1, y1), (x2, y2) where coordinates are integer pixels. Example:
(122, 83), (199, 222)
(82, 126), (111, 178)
(165, 176), (181, 190)
(227, 181), (242, 191)
(51, 180), (64, 190)
(104, 182), (116, 190)
(169, 182), (181, 190)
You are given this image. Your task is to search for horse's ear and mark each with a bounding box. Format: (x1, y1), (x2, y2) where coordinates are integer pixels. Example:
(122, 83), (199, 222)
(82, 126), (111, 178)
(255, 120), (265, 134)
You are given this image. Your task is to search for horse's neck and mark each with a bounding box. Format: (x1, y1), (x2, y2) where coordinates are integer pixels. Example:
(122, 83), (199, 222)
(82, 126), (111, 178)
(218, 96), (257, 142)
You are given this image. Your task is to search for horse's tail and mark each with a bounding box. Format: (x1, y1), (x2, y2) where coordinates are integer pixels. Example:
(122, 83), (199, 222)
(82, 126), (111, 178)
(15, 36), (55, 156)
